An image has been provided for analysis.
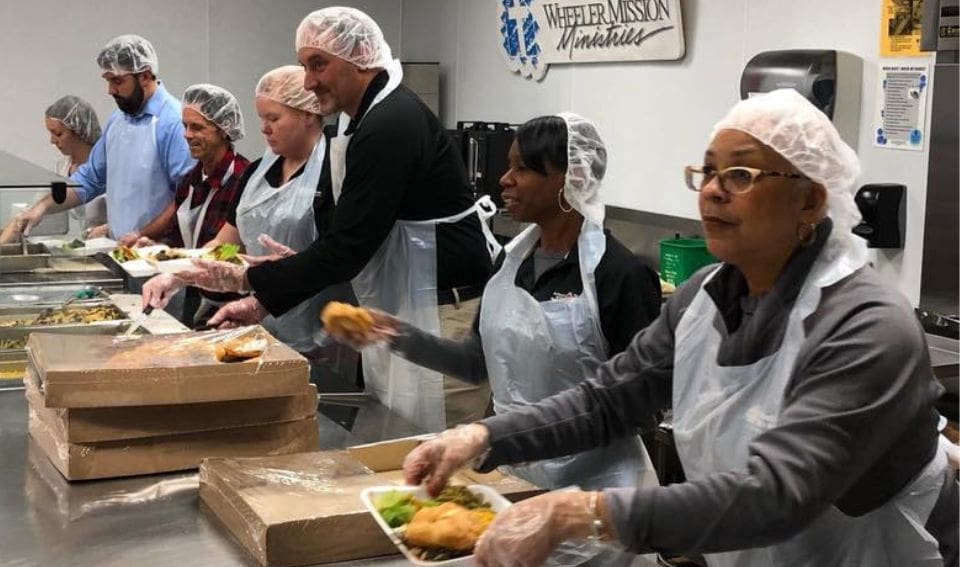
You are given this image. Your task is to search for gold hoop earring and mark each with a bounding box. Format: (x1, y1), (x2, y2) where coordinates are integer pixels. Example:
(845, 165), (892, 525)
(797, 222), (818, 246)
(557, 187), (573, 213)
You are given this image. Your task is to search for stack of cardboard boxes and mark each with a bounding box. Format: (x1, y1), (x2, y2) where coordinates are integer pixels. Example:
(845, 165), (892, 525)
(25, 327), (320, 481)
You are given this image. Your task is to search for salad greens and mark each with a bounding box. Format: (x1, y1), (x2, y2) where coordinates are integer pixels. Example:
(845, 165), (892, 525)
(204, 242), (242, 265)
(374, 490), (439, 528)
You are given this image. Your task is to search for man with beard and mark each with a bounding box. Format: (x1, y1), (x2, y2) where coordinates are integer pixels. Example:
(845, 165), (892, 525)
(2, 35), (194, 242)
(135, 84), (249, 250)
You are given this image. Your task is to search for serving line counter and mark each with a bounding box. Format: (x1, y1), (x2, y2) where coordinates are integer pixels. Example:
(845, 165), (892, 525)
(0, 388), (424, 567)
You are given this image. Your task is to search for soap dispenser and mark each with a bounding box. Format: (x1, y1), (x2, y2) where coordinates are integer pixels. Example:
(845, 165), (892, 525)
(852, 183), (905, 248)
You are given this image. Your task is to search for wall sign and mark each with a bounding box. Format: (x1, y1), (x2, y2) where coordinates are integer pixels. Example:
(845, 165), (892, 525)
(879, 0), (925, 57)
(498, 0), (685, 80)
(874, 64), (929, 151)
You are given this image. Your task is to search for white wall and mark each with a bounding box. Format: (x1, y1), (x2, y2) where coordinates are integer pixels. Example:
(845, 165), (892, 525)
(400, 0), (937, 305)
(0, 0), (403, 168)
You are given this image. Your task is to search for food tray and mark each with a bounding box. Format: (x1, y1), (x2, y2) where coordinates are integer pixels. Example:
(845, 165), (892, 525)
(0, 302), (134, 354)
(44, 237), (118, 257)
(360, 485), (511, 566)
(111, 245), (242, 277)
(0, 243), (52, 273)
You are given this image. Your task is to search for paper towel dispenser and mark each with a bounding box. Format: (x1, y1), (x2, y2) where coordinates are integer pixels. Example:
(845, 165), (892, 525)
(741, 49), (862, 148)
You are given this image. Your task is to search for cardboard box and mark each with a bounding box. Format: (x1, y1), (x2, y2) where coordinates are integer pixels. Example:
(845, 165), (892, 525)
(199, 437), (543, 567)
(29, 405), (320, 481)
(27, 326), (310, 408)
(23, 371), (317, 443)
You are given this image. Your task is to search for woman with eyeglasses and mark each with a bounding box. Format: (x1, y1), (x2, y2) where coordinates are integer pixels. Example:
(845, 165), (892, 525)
(398, 90), (957, 567)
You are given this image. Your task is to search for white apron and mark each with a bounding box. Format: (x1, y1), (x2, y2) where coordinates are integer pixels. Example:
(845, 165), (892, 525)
(354, 196), (500, 432)
(177, 161), (235, 248)
(104, 114), (171, 237)
(235, 139), (330, 353)
(332, 58), (499, 431)
(479, 220), (654, 490)
(672, 239), (948, 567)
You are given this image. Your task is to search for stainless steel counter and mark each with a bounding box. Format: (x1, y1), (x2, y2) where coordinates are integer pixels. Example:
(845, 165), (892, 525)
(0, 255), (123, 291)
(0, 387), (421, 567)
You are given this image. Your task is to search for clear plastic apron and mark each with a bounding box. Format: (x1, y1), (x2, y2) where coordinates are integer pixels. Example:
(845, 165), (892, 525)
(330, 58), (500, 431)
(235, 139), (331, 353)
(177, 161), (234, 248)
(104, 114), (171, 237)
(354, 197), (500, 433)
(672, 241), (947, 567)
(479, 220), (654, 490)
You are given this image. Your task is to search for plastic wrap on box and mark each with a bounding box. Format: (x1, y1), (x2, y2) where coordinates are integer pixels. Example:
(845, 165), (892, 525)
(200, 451), (397, 567)
(23, 369), (317, 443)
(28, 404), (320, 481)
(199, 438), (543, 567)
(25, 437), (198, 524)
(27, 326), (310, 408)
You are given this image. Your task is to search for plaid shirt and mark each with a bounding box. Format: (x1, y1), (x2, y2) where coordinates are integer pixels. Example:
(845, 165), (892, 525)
(164, 150), (250, 248)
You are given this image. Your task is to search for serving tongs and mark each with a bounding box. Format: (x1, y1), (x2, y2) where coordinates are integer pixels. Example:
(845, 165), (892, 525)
(19, 233), (28, 256)
(31, 296), (80, 325)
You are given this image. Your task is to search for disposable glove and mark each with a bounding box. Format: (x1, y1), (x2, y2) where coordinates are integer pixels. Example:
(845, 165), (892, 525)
(403, 423), (491, 497)
(207, 296), (268, 329)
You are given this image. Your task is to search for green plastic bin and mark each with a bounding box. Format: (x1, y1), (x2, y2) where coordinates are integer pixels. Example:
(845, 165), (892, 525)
(659, 238), (717, 286)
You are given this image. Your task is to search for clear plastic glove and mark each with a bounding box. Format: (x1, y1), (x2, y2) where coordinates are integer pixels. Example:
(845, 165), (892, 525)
(1, 207), (45, 243)
(475, 490), (603, 567)
(403, 423), (491, 497)
(239, 233), (296, 267)
(945, 438), (960, 472)
(84, 224), (110, 239)
(207, 296), (268, 329)
(117, 231), (141, 247)
(134, 236), (156, 247)
(175, 258), (248, 293)
(327, 308), (399, 350)
(141, 273), (186, 310)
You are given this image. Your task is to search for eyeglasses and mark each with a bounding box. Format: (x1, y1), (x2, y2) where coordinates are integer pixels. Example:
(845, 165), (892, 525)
(684, 165), (809, 195)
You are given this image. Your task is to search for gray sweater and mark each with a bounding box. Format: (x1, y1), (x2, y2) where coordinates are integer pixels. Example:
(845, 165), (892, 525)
(476, 221), (946, 555)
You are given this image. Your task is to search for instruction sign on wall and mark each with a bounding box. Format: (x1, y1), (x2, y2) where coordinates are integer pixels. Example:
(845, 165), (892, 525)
(874, 64), (929, 151)
(497, 0), (685, 80)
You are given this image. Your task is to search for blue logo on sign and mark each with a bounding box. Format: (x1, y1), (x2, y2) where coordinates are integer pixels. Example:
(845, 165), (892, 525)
(499, 0), (546, 79)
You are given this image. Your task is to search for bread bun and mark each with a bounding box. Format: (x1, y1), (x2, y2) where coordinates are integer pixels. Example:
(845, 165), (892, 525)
(321, 301), (373, 335)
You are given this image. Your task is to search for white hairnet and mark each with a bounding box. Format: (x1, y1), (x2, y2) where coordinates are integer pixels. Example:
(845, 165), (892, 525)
(559, 112), (607, 225)
(712, 88), (866, 261)
(255, 66), (323, 115)
(183, 84), (245, 141)
(295, 7), (393, 69)
(45, 96), (101, 146)
(97, 34), (159, 76)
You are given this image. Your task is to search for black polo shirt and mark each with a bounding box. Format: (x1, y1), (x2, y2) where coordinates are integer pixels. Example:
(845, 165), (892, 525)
(476, 230), (661, 356)
(247, 71), (493, 315)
